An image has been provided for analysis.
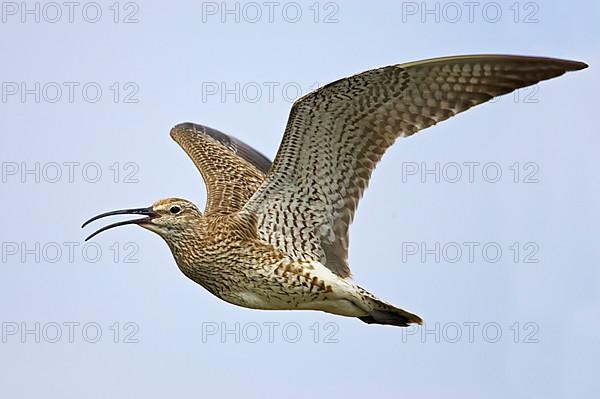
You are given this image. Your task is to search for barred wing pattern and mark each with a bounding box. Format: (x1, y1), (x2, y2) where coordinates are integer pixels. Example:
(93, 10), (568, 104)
(171, 123), (272, 216)
(242, 55), (587, 278)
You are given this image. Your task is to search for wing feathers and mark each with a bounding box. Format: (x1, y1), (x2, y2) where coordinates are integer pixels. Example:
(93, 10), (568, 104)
(242, 55), (586, 277)
(170, 122), (271, 215)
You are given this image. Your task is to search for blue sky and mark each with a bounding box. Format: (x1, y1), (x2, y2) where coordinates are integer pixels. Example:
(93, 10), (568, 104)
(1, 1), (598, 397)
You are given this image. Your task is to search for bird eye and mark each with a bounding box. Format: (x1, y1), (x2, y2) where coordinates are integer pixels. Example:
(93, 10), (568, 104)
(169, 206), (181, 214)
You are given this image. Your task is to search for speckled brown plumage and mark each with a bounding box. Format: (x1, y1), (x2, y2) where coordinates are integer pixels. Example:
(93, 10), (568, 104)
(242, 55), (587, 279)
(170, 124), (271, 216)
(84, 55), (587, 327)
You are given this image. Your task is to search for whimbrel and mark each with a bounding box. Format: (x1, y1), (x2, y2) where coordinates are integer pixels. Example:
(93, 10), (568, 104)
(83, 55), (586, 327)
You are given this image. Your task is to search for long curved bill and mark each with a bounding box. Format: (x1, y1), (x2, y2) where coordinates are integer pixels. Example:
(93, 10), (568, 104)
(82, 207), (158, 241)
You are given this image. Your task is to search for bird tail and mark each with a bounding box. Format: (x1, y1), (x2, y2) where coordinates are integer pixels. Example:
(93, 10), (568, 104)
(357, 288), (423, 327)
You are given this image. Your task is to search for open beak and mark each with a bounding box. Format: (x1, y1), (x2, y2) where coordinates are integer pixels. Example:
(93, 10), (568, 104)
(81, 207), (158, 241)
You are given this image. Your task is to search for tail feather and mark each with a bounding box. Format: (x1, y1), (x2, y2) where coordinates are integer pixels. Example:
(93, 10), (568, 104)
(358, 308), (423, 327)
(356, 289), (423, 327)
(357, 287), (423, 327)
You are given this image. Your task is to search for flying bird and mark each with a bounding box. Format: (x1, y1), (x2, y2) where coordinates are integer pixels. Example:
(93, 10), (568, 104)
(83, 55), (586, 327)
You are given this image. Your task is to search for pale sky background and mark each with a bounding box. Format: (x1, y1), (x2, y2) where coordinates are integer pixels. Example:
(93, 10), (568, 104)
(1, 1), (598, 398)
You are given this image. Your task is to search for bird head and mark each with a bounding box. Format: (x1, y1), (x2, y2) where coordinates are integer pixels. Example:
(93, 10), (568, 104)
(82, 198), (202, 241)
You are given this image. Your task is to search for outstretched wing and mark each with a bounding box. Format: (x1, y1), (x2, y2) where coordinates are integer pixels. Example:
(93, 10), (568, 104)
(170, 122), (271, 216)
(241, 55), (587, 278)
